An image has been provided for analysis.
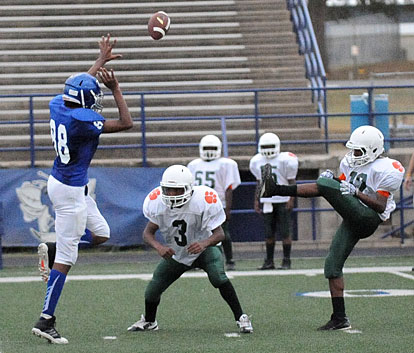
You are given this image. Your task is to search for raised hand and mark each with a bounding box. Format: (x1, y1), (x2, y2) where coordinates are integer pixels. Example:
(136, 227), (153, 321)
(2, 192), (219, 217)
(97, 67), (119, 92)
(88, 33), (122, 76)
(98, 33), (122, 64)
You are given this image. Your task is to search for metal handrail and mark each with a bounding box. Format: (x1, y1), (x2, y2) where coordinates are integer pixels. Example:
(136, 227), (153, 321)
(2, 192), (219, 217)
(1, 85), (413, 243)
(1, 84), (413, 167)
(287, 0), (328, 151)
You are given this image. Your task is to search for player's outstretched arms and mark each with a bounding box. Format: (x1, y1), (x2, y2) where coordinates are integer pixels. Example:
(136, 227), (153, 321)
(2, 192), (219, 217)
(98, 68), (133, 133)
(88, 33), (122, 76)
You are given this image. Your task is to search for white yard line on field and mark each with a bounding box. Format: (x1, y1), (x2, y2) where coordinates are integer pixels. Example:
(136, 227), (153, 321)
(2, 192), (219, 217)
(0, 266), (412, 284)
(387, 271), (414, 281)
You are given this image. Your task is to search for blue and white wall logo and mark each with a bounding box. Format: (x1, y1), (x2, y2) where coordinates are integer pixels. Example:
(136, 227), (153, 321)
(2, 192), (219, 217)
(1, 167), (164, 247)
(15, 170), (96, 243)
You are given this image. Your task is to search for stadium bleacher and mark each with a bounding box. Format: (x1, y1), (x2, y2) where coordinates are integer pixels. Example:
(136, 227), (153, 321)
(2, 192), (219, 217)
(0, 0), (323, 168)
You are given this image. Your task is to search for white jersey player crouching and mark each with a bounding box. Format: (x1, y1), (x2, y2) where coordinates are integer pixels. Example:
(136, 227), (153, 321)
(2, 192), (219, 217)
(127, 165), (253, 333)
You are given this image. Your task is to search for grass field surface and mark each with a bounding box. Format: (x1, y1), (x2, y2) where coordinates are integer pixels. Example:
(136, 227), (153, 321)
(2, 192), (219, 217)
(0, 254), (413, 353)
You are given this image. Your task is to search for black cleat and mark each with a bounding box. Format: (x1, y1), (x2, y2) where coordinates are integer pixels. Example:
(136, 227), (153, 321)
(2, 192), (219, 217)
(32, 316), (68, 344)
(277, 258), (291, 270)
(258, 259), (275, 270)
(317, 315), (351, 331)
(259, 163), (277, 198)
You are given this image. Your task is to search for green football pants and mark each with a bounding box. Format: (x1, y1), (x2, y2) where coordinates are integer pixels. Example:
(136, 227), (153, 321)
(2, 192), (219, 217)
(316, 177), (382, 278)
(263, 202), (291, 240)
(145, 246), (229, 302)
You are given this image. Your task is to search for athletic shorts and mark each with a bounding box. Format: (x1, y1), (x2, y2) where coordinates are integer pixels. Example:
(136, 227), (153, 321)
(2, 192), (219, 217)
(47, 175), (109, 266)
(263, 203), (291, 240)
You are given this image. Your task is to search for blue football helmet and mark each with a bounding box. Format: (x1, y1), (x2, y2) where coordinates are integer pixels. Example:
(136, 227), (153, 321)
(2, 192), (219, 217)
(63, 73), (104, 112)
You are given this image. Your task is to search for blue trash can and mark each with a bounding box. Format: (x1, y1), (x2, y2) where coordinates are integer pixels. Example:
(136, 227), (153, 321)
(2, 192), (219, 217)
(350, 93), (390, 151)
(350, 94), (370, 132)
(374, 94), (390, 151)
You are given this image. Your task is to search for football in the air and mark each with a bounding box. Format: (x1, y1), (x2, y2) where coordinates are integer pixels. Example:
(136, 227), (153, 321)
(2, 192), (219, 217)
(148, 11), (171, 40)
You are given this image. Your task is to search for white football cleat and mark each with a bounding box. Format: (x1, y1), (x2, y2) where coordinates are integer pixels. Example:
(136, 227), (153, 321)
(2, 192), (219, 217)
(37, 243), (50, 283)
(127, 315), (158, 331)
(237, 314), (253, 333)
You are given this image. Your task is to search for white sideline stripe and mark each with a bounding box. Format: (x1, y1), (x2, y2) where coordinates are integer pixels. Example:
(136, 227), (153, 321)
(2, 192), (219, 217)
(0, 12), (238, 22)
(1, 34), (243, 44)
(0, 23), (240, 33)
(0, 45), (245, 55)
(0, 266), (412, 284)
(0, 57), (248, 67)
(0, 80), (253, 91)
(0, 68), (250, 79)
(0, 1), (235, 11)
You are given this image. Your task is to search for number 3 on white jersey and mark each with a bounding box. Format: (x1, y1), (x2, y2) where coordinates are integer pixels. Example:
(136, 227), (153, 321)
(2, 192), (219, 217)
(50, 119), (70, 164)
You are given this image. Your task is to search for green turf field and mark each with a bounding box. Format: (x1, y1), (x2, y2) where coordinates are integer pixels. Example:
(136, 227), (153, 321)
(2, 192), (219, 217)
(0, 255), (413, 353)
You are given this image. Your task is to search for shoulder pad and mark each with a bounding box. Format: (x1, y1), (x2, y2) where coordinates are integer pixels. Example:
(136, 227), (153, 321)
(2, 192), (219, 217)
(249, 153), (262, 163)
(222, 157), (237, 165)
(72, 108), (105, 122)
(148, 187), (162, 201)
(49, 94), (63, 107)
(280, 151), (297, 160)
(194, 185), (221, 205)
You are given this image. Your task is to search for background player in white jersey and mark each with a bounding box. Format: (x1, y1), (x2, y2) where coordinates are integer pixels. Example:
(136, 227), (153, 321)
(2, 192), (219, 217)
(32, 34), (133, 344)
(127, 165), (252, 334)
(249, 132), (298, 270)
(259, 125), (404, 330)
(187, 135), (241, 270)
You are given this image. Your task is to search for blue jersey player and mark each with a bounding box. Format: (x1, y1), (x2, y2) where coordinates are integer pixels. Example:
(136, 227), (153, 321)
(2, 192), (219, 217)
(32, 34), (133, 344)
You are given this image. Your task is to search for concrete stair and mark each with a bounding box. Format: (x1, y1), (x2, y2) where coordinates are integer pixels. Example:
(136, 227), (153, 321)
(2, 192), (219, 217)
(0, 0), (323, 168)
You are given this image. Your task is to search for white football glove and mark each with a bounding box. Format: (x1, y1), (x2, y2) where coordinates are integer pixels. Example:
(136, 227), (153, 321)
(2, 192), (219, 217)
(340, 180), (359, 196)
(319, 169), (334, 179)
